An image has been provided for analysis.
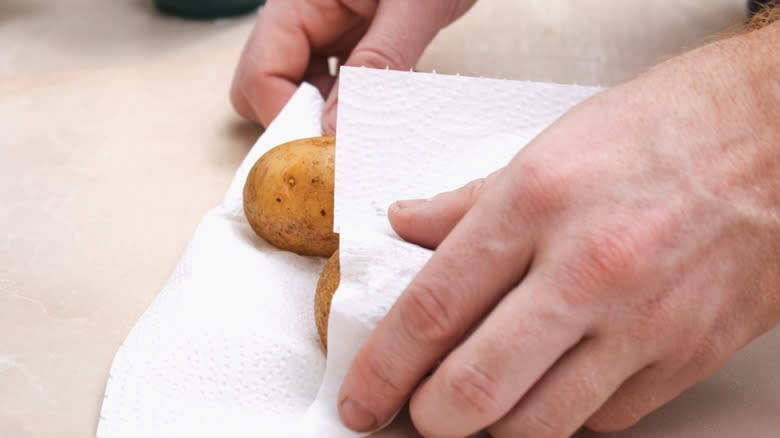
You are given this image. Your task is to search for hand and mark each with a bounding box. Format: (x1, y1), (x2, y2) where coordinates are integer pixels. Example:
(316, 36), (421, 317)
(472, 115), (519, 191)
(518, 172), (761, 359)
(230, 0), (476, 134)
(337, 23), (780, 437)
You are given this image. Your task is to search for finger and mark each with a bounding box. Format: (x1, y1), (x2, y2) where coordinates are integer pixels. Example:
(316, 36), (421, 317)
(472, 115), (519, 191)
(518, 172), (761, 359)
(388, 170), (503, 249)
(585, 339), (736, 433)
(583, 363), (674, 433)
(230, 3), (304, 126)
(338, 170), (537, 432)
(408, 271), (587, 437)
(322, 1), (455, 133)
(486, 336), (644, 438)
(231, 1), (363, 126)
(302, 55), (337, 98)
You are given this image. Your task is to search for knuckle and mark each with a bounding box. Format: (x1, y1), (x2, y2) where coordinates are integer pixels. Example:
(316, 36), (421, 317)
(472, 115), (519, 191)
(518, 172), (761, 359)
(360, 350), (404, 397)
(443, 363), (500, 416)
(579, 229), (638, 283)
(558, 228), (641, 304)
(508, 162), (570, 221)
(399, 282), (456, 346)
(337, 0), (377, 18)
(464, 177), (487, 203)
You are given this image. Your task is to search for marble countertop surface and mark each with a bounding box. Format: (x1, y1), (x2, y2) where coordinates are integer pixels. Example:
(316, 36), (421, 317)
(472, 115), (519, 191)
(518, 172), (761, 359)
(2, 1), (778, 437)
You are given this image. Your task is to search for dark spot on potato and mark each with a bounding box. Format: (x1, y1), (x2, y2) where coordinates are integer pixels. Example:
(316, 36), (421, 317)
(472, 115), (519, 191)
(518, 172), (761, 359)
(320, 210), (326, 216)
(276, 198), (281, 203)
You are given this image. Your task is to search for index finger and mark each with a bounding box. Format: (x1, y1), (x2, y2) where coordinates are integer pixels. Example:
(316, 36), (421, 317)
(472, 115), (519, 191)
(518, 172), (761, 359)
(230, 1), (365, 126)
(337, 171), (538, 431)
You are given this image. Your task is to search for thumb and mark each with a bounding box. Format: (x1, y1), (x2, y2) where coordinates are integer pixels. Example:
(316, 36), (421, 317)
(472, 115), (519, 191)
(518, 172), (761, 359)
(322, 1), (459, 135)
(389, 169), (503, 249)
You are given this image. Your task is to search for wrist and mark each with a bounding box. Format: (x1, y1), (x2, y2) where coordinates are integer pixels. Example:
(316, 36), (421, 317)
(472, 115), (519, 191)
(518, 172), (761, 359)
(676, 22), (780, 217)
(738, 21), (780, 129)
(595, 21), (780, 217)
(649, 19), (779, 141)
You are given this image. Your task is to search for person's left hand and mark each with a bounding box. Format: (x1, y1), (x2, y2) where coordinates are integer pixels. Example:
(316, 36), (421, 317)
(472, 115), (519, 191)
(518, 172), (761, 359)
(230, 0), (475, 134)
(336, 24), (780, 437)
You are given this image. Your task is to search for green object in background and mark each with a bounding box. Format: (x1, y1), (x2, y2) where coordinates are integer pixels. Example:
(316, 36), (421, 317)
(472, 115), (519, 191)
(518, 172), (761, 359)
(154, 0), (265, 19)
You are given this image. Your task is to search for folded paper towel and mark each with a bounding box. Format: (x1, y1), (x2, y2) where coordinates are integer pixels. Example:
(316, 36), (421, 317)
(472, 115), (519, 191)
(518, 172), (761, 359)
(98, 67), (601, 438)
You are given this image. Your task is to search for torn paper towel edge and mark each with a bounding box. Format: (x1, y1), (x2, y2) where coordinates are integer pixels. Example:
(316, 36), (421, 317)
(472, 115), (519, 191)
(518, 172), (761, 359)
(331, 67), (605, 236)
(300, 67), (605, 438)
(99, 66), (605, 438)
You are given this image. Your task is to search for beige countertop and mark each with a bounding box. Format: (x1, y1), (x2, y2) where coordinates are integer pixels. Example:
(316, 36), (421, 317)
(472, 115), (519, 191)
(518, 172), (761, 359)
(2, 1), (778, 437)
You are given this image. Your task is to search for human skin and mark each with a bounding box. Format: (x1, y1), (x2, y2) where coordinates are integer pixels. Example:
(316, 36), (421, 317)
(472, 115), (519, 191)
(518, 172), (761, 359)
(338, 21), (780, 438)
(230, 0), (476, 135)
(231, 2), (780, 437)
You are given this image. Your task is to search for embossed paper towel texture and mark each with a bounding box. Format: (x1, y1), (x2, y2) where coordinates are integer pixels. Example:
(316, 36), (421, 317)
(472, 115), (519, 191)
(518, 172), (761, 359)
(98, 85), (328, 438)
(98, 67), (601, 438)
(301, 67), (602, 438)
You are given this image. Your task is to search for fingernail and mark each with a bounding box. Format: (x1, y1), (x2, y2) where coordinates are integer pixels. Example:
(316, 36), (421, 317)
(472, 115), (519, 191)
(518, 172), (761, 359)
(393, 198), (429, 211)
(340, 397), (377, 431)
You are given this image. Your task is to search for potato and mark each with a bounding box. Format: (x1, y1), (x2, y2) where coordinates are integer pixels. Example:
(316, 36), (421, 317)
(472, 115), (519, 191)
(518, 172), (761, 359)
(243, 136), (338, 257)
(314, 250), (340, 350)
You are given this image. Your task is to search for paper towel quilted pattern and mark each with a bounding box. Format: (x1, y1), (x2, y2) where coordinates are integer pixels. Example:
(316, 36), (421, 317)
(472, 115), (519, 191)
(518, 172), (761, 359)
(98, 69), (602, 438)
(333, 67), (601, 234)
(300, 67), (602, 438)
(98, 84), (328, 438)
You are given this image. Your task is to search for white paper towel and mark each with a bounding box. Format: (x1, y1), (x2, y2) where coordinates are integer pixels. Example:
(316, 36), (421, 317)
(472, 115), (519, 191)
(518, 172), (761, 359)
(98, 68), (602, 438)
(299, 67), (602, 437)
(97, 84), (329, 438)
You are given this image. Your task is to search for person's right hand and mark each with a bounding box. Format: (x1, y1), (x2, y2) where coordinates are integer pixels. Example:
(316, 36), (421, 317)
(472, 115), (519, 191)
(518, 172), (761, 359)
(230, 0), (476, 135)
(336, 21), (780, 437)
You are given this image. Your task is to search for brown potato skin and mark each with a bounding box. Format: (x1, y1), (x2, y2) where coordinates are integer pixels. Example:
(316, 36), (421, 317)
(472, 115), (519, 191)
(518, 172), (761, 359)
(315, 250), (340, 350)
(243, 136), (338, 257)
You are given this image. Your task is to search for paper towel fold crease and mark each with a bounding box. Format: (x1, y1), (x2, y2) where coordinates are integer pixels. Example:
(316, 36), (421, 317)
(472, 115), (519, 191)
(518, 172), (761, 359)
(98, 68), (601, 438)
